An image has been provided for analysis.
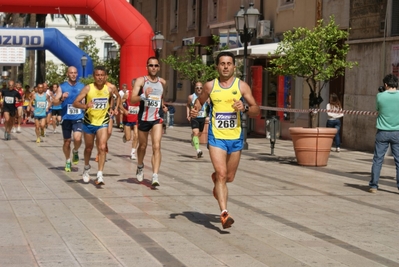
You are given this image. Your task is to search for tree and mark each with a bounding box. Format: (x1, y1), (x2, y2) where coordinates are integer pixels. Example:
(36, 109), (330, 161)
(267, 16), (357, 127)
(162, 35), (224, 84)
(78, 36), (120, 86)
(45, 60), (67, 84)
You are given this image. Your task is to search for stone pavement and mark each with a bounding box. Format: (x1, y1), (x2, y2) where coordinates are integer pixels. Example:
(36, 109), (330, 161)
(0, 124), (398, 267)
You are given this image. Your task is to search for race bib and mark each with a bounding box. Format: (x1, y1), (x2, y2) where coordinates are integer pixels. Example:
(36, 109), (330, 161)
(198, 110), (205, 117)
(92, 98), (108, 110)
(144, 95), (161, 108)
(215, 112), (237, 129)
(128, 106), (139, 114)
(4, 96), (14, 104)
(67, 104), (81, 115)
(36, 101), (46, 108)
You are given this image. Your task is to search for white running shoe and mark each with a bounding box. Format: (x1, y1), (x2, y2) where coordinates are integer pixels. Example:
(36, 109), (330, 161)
(131, 152), (137, 160)
(17, 126), (21, 133)
(151, 174), (160, 187)
(11, 127), (16, 133)
(95, 174), (105, 185)
(136, 165), (144, 182)
(82, 165), (91, 183)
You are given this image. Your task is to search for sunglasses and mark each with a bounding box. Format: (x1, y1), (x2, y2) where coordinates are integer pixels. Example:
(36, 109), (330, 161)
(195, 87), (203, 89)
(148, 64), (159, 68)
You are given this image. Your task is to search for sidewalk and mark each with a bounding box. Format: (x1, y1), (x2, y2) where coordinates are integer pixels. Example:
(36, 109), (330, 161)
(0, 125), (398, 267)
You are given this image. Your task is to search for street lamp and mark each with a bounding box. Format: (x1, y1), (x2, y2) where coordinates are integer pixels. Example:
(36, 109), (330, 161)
(80, 55), (87, 78)
(151, 31), (165, 58)
(108, 45), (118, 60)
(235, 2), (260, 150)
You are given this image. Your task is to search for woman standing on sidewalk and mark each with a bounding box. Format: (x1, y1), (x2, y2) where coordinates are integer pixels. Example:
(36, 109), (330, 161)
(326, 93), (344, 152)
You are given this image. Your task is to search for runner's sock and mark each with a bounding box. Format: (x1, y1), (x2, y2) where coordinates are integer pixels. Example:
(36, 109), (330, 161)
(193, 136), (200, 150)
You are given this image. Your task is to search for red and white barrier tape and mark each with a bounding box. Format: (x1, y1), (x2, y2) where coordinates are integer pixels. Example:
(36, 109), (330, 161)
(164, 102), (378, 116)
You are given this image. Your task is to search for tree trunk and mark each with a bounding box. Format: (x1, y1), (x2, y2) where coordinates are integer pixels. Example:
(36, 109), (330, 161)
(36, 14), (46, 83)
(11, 14), (24, 82)
(28, 14), (37, 86)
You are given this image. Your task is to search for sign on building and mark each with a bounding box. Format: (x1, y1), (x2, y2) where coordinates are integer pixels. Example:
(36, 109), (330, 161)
(0, 47), (26, 64)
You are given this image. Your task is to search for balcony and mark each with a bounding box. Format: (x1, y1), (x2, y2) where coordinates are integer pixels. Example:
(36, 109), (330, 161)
(76, 16), (101, 30)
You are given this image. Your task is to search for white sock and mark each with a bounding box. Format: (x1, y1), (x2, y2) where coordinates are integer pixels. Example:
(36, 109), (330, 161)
(97, 171), (103, 177)
(131, 148), (136, 153)
(66, 159), (71, 163)
(221, 209), (228, 215)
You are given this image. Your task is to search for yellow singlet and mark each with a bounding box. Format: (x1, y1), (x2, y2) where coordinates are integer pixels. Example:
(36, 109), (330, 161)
(209, 78), (242, 140)
(83, 83), (110, 126)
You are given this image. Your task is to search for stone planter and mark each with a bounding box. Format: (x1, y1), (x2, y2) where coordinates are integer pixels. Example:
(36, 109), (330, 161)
(289, 127), (337, 167)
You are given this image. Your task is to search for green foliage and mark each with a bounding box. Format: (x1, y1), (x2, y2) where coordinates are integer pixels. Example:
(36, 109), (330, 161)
(79, 75), (94, 85)
(78, 36), (120, 86)
(45, 61), (67, 85)
(78, 35), (101, 67)
(268, 16), (357, 107)
(161, 35), (221, 84)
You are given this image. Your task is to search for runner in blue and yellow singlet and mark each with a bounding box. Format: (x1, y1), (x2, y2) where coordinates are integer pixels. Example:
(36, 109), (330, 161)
(190, 51), (260, 230)
(73, 66), (115, 186)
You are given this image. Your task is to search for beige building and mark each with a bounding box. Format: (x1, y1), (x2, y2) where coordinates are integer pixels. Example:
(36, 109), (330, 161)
(132, 0), (390, 152)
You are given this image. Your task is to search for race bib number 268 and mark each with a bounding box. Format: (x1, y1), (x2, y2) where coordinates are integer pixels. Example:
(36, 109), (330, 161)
(215, 112), (238, 129)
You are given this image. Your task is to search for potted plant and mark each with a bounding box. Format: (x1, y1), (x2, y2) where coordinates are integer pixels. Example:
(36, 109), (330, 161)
(267, 16), (357, 166)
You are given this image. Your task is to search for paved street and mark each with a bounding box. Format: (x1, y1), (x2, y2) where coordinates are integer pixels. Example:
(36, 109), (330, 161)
(0, 124), (398, 267)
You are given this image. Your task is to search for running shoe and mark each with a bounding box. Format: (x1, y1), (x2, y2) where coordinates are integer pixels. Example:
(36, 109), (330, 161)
(17, 126), (21, 133)
(122, 135), (127, 143)
(131, 152), (137, 160)
(72, 150), (79, 165)
(136, 165), (144, 182)
(82, 165), (91, 183)
(36, 137), (41, 143)
(11, 127), (16, 133)
(220, 211), (234, 229)
(65, 161), (71, 172)
(151, 173), (160, 187)
(95, 174), (105, 185)
(197, 150), (203, 158)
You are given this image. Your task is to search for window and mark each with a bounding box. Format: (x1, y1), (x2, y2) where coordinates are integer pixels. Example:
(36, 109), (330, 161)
(104, 42), (113, 60)
(208, 0), (218, 22)
(187, 0), (197, 29)
(392, 1), (399, 36)
(278, 0), (294, 11)
(170, 0), (178, 32)
(79, 14), (88, 25)
(54, 14), (63, 19)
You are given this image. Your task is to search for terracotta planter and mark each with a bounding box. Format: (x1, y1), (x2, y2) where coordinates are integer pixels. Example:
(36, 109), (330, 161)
(289, 127), (337, 167)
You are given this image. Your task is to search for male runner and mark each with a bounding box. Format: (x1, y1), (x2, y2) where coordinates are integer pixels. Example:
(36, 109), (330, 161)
(53, 66), (85, 172)
(73, 66), (115, 185)
(30, 83), (51, 143)
(14, 81), (24, 133)
(187, 81), (209, 158)
(130, 57), (166, 187)
(0, 80), (22, 140)
(190, 51), (260, 229)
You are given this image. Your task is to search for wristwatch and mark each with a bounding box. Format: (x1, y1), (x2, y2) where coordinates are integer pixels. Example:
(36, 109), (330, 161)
(243, 104), (249, 113)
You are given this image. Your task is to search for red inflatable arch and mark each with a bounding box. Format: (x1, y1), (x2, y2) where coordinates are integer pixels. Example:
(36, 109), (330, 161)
(0, 0), (155, 88)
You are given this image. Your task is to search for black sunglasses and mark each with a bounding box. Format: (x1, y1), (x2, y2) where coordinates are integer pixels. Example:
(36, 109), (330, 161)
(195, 86), (203, 89)
(148, 64), (159, 68)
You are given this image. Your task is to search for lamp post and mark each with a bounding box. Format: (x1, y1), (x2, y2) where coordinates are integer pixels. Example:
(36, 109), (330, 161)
(151, 31), (165, 58)
(235, 2), (260, 150)
(80, 55), (87, 78)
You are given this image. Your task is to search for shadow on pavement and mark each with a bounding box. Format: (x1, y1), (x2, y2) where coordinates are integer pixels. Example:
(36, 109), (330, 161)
(170, 211), (231, 234)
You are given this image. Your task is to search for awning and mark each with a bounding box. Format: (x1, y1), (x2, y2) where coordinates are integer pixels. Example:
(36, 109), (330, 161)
(220, 42), (282, 58)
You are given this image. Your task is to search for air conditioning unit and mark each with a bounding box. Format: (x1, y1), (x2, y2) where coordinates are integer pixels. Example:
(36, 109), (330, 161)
(257, 20), (271, 39)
